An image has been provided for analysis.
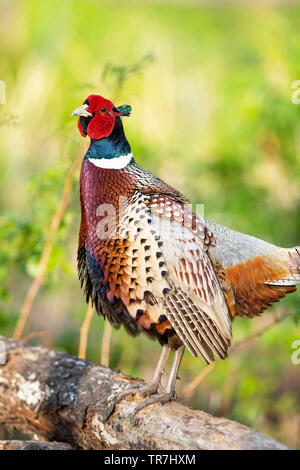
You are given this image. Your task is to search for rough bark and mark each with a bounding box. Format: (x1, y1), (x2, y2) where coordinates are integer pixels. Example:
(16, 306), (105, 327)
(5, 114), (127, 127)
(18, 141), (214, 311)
(0, 440), (73, 450)
(0, 336), (288, 450)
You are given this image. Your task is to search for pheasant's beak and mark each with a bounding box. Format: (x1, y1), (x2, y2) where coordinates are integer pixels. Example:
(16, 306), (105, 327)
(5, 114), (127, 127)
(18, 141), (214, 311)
(71, 104), (92, 118)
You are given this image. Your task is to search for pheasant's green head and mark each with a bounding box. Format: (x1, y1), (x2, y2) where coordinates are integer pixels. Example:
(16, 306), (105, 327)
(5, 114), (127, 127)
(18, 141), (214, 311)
(71, 94), (131, 140)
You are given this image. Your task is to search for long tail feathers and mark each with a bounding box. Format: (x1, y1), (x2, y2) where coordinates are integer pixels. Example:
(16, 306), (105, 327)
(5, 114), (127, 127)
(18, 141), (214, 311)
(265, 246), (300, 286)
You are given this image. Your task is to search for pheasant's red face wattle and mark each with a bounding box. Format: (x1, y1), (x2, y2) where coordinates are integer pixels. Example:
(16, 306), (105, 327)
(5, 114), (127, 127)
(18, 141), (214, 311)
(77, 95), (115, 140)
(72, 94), (132, 141)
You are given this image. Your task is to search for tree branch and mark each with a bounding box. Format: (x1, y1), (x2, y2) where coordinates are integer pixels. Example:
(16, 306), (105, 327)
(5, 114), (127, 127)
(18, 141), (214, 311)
(0, 336), (288, 450)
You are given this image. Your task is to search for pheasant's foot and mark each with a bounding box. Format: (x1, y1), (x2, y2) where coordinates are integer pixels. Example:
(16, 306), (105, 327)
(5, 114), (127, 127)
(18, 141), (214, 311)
(117, 345), (171, 405)
(130, 392), (176, 426)
(129, 345), (185, 426)
(117, 381), (160, 404)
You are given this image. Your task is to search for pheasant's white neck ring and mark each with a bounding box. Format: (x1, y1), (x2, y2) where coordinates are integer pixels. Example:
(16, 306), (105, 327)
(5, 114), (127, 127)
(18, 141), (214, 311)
(87, 152), (133, 169)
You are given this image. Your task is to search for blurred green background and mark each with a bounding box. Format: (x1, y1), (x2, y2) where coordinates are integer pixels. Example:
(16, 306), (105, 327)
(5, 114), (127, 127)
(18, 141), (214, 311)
(0, 0), (300, 448)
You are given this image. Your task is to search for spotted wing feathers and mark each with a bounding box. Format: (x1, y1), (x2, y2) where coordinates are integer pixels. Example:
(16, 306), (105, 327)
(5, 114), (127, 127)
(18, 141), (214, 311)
(148, 195), (232, 362)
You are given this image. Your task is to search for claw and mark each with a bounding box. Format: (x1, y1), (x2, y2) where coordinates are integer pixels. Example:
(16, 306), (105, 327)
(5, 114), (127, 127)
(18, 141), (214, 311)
(130, 392), (176, 426)
(117, 386), (141, 402)
(117, 382), (160, 405)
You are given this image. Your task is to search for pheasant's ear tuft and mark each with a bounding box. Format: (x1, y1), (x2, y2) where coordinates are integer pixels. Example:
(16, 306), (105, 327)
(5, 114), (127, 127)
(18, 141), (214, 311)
(115, 105), (132, 116)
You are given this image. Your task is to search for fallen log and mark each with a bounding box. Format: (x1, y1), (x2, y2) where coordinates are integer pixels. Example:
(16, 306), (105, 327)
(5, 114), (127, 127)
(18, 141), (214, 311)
(0, 336), (288, 450)
(0, 440), (73, 450)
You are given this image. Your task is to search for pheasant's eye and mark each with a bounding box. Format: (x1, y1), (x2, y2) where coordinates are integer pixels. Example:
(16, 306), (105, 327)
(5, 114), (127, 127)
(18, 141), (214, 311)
(100, 107), (106, 113)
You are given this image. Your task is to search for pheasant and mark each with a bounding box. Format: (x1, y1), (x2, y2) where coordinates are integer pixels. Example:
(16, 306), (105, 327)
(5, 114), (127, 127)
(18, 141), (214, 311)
(71, 94), (300, 419)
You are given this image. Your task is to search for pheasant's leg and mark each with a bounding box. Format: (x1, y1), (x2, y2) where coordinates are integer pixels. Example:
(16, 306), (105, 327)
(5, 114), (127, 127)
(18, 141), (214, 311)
(147, 343), (171, 391)
(130, 345), (185, 425)
(117, 344), (171, 402)
(164, 344), (185, 394)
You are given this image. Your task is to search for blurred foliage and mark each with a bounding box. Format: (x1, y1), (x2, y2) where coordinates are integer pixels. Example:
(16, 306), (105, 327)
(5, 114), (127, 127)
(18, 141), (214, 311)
(0, 0), (299, 448)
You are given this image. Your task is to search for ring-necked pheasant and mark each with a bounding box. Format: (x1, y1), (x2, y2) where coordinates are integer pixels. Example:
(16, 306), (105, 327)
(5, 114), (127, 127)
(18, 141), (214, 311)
(72, 94), (300, 420)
